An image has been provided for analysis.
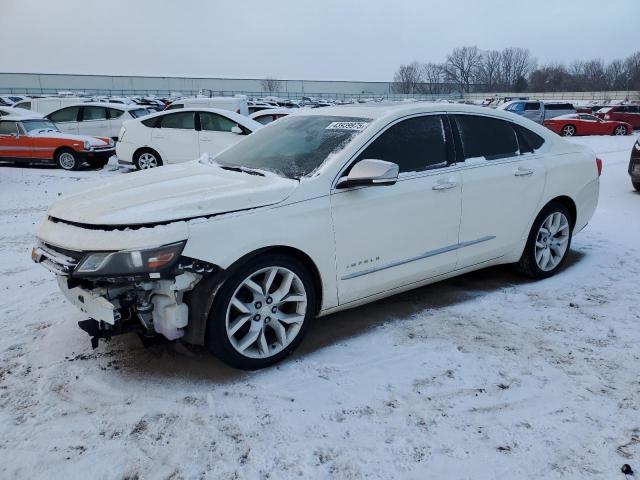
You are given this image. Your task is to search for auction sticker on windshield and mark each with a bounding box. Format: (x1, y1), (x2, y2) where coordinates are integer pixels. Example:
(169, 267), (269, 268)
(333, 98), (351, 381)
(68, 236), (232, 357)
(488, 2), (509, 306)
(325, 121), (369, 131)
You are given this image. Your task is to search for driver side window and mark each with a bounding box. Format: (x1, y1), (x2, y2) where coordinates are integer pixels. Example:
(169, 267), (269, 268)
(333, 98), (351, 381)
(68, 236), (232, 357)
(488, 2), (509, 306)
(49, 107), (80, 123)
(355, 115), (448, 173)
(0, 121), (18, 135)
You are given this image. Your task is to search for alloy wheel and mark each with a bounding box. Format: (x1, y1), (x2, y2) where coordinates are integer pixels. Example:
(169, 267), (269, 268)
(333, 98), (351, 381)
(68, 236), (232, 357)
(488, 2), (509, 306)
(225, 266), (308, 359)
(561, 125), (575, 136)
(58, 152), (76, 170)
(138, 152), (158, 169)
(534, 212), (570, 271)
(614, 125), (627, 136)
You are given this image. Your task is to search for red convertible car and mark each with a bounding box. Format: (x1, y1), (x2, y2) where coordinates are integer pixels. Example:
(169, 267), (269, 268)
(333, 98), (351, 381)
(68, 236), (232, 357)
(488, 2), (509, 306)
(0, 115), (115, 170)
(544, 113), (633, 137)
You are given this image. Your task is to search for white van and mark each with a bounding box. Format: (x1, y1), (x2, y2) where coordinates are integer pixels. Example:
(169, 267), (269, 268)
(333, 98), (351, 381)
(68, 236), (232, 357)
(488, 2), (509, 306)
(13, 97), (88, 116)
(166, 96), (249, 116)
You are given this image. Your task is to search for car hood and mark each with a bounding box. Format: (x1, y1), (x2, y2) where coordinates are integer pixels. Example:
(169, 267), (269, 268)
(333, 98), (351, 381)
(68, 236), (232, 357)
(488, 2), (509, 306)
(30, 131), (112, 147)
(47, 162), (298, 226)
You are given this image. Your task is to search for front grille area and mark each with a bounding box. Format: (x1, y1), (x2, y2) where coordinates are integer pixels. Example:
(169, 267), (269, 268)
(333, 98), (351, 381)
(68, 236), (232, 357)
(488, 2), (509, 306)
(34, 242), (82, 275)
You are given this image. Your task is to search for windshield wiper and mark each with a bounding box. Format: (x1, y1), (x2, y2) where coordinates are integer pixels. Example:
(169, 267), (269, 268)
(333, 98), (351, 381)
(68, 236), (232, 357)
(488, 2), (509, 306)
(220, 165), (265, 177)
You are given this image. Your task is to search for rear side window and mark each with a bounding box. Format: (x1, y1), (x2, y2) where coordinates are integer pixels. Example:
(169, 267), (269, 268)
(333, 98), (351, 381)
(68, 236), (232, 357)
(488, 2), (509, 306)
(48, 106), (80, 123)
(199, 112), (238, 132)
(15, 101), (31, 110)
(141, 116), (159, 128)
(454, 115), (519, 160)
(159, 112), (195, 129)
(524, 102), (540, 111)
(0, 121), (18, 135)
(356, 115), (448, 173)
(129, 108), (150, 118)
(107, 108), (125, 119)
(82, 106), (108, 120)
(255, 115), (274, 125)
(514, 124), (545, 153)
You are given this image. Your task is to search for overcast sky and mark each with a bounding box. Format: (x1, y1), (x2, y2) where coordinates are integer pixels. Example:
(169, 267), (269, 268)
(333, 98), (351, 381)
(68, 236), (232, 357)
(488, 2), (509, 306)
(1, 0), (638, 81)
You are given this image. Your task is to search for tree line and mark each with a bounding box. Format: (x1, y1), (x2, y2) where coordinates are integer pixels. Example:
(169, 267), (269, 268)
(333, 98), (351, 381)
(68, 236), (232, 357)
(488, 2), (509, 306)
(392, 46), (640, 94)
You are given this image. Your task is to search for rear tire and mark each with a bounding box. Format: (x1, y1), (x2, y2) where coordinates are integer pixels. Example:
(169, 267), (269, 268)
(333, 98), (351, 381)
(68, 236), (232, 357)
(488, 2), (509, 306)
(613, 125), (627, 136)
(516, 202), (573, 279)
(205, 254), (316, 370)
(561, 124), (576, 136)
(55, 148), (81, 170)
(134, 149), (162, 170)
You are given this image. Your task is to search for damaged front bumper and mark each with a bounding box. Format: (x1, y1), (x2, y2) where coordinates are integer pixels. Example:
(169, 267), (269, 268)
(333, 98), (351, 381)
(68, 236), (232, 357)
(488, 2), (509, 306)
(32, 231), (216, 349)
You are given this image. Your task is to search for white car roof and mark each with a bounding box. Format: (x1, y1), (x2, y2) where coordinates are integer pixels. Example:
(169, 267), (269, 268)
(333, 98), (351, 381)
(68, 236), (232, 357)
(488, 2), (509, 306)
(58, 102), (150, 111)
(139, 107), (262, 131)
(0, 115), (46, 121)
(0, 107), (44, 118)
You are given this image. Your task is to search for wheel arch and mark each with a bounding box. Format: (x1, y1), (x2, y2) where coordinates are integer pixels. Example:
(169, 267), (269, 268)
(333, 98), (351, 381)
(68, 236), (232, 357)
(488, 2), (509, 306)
(183, 245), (324, 347)
(542, 195), (577, 227)
(226, 245), (324, 315)
(133, 146), (162, 161)
(53, 145), (77, 160)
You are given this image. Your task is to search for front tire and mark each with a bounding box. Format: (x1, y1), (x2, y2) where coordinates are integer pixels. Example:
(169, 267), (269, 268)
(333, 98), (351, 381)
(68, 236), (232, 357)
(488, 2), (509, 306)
(613, 125), (627, 136)
(134, 149), (162, 170)
(633, 181), (640, 192)
(561, 124), (576, 137)
(55, 148), (81, 170)
(517, 202), (573, 279)
(205, 254), (316, 370)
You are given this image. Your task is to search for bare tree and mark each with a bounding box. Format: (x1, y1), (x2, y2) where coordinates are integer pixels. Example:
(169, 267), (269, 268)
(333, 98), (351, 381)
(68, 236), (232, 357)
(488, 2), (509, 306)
(445, 46), (482, 93)
(606, 59), (627, 90)
(391, 62), (424, 94)
(421, 62), (446, 94)
(582, 60), (608, 90)
(477, 50), (501, 92)
(261, 77), (282, 93)
(625, 51), (640, 89)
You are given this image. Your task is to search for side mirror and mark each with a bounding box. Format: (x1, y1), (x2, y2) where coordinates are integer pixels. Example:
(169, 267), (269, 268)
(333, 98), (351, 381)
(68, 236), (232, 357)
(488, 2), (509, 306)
(231, 125), (243, 135)
(336, 159), (399, 189)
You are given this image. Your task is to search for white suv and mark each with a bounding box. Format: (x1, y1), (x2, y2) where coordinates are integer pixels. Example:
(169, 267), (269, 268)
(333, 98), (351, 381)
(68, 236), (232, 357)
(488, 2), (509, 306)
(45, 103), (151, 140)
(32, 104), (600, 369)
(115, 108), (262, 169)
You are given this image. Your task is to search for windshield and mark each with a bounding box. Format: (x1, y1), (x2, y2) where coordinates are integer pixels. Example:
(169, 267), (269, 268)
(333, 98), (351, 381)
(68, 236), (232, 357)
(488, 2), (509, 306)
(213, 115), (371, 179)
(21, 119), (59, 133)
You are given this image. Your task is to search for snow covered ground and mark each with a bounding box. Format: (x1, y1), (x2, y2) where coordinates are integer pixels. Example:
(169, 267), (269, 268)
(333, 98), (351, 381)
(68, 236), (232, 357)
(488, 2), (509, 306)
(0, 134), (639, 479)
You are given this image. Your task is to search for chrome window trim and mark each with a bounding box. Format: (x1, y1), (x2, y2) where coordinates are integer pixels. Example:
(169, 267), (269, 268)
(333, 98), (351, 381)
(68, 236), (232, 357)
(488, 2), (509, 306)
(341, 235), (496, 280)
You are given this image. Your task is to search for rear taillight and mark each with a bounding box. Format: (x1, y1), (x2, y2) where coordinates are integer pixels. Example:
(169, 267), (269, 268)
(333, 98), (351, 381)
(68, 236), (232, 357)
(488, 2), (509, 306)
(596, 157), (602, 176)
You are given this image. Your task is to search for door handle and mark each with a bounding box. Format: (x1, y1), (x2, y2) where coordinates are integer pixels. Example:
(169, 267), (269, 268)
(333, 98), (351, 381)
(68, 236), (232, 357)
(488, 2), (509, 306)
(200, 138), (211, 142)
(515, 167), (534, 176)
(153, 135), (164, 139)
(432, 180), (458, 190)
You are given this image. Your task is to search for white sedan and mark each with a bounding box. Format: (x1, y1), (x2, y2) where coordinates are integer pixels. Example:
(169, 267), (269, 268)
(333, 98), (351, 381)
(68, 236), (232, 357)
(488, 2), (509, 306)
(33, 103), (600, 369)
(115, 108), (262, 169)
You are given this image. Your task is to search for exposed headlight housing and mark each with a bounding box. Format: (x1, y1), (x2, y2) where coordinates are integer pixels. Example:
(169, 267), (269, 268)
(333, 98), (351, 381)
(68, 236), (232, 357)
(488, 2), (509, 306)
(74, 241), (186, 277)
(83, 140), (92, 150)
